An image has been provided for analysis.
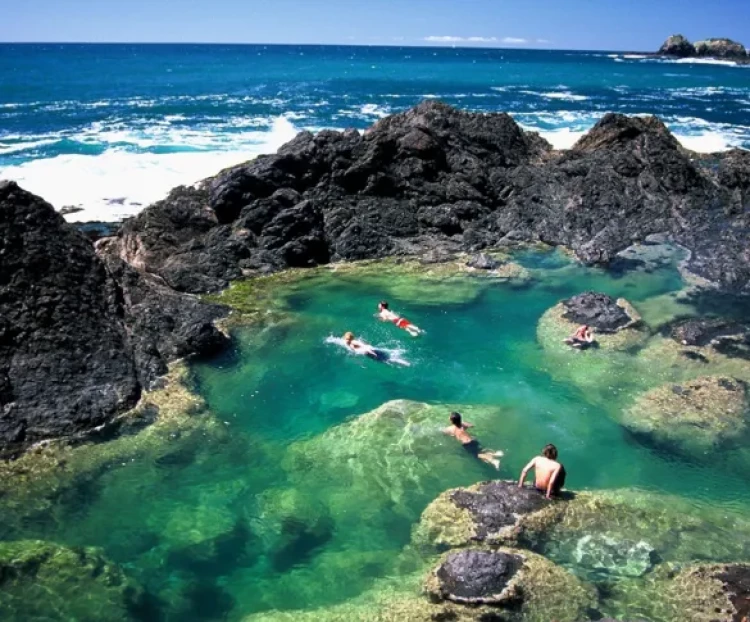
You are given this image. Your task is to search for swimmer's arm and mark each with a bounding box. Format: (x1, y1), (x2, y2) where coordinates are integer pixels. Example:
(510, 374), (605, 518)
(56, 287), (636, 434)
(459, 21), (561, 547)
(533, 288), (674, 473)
(546, 465), (562, 499)
(518, 458), (536, 488)
(462, 422), (474, 429)
(441, 426), (454, 436)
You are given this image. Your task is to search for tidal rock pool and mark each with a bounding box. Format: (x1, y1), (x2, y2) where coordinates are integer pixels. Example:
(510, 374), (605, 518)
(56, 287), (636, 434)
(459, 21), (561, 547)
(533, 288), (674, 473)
(2, 246), (750, 621)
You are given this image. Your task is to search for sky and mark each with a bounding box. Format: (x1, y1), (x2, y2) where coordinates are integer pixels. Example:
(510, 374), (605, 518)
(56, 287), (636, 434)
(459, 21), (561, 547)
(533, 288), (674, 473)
(2, 0), (749, 51)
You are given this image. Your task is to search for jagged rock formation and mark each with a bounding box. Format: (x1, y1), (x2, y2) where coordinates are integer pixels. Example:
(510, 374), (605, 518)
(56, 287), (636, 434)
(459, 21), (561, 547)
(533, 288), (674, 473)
(0, 181), (229, 452)
(658, 34), (696, 57)
(657, 34), (747, 60)
(101, 103), (750, 295)
(694, 38), (747, 58)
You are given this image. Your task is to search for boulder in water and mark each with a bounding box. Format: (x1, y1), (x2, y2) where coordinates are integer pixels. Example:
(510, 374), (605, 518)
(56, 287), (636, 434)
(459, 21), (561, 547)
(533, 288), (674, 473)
(413, 480), (553, 549)
(694, 38), (747, 59)
(562, 292), (639, 333)
(621, 376), (750, 454)
(658, 34), (696, 57)
(430, 549), (524, 604)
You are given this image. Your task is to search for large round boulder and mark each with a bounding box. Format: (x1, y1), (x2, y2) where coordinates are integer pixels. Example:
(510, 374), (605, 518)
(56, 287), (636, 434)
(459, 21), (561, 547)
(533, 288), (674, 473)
(621, 376), (750, 454)
(413, 480), (553, 549)
(425, 547), (596, 620)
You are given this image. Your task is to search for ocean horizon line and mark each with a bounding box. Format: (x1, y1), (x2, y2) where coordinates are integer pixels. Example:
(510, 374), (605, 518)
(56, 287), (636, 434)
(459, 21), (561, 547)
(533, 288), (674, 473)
(0, 40), (650, 54)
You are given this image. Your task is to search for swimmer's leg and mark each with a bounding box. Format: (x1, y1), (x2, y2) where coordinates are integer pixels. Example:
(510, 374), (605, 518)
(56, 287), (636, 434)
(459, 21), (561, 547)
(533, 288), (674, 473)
(478, 452), (501, 470)
(406, 325), (421, 337)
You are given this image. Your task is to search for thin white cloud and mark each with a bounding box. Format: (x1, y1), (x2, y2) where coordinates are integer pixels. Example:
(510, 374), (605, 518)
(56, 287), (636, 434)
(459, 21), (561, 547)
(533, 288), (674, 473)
(536, 38), (551, 44)
(502, 37), (528, 44)
(423, 35), (497, 43)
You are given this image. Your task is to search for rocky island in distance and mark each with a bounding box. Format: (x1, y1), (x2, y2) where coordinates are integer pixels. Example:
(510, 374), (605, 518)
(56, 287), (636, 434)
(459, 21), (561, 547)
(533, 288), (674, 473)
(657, 33), (748, 62)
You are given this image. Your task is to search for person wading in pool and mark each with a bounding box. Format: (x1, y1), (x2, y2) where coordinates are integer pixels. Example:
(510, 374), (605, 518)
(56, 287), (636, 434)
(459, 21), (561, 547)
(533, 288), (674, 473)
(517, 444), (567, 499)
(443, 411), (503, 470)
(376, 301), (422, 337)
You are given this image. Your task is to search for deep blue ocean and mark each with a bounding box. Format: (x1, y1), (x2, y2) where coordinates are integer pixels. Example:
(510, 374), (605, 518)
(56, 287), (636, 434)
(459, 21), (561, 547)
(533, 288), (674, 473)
(1, 43), (749, 221)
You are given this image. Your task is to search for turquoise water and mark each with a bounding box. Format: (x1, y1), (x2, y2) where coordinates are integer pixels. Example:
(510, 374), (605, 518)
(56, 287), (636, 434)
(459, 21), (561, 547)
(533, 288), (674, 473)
(4, 249), (750, 620)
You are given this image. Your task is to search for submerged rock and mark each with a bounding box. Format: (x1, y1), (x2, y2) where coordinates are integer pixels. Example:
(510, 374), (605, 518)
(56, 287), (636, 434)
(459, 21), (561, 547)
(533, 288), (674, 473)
(572, 534), (656, 578)
(0, 539), (154, 621)
(621, 376), (750, 454)
(465, 252), (499, 270)
(658, 563), (750, 621)
(664, 317), (750, 360)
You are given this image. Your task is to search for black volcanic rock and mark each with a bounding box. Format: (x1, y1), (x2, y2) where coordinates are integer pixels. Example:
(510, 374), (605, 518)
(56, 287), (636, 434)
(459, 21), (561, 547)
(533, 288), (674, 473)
(658, 34), (696, 57)
(0, 181), (141, 449)
(0, 182), (228, 452)
(434, 549), (523, 604)
(562, 292), (633, 332)
(102, 102), (750, 295)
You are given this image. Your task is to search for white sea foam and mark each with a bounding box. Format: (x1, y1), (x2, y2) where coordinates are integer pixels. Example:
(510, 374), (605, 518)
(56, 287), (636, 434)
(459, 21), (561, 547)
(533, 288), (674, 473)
(623, 54), (648, 59)
(0, 116), (300, 222)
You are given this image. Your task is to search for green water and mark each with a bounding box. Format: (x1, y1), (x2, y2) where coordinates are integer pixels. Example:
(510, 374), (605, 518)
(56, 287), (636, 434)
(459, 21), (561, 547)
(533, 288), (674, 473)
(3, 247), (750, 621)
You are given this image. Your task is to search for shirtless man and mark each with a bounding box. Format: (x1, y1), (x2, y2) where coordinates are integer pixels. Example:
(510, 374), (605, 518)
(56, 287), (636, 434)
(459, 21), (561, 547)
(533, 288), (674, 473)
(443, 412), (503, 470)
(377, 301), (422, 337)
(518, 444), (567, 499)
(564, 324), (594, 349)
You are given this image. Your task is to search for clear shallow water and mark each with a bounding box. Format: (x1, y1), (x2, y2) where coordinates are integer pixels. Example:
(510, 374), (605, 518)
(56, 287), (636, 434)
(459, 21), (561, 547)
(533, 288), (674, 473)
(3, 250), (750, 620)
(1, 44), (749, 220)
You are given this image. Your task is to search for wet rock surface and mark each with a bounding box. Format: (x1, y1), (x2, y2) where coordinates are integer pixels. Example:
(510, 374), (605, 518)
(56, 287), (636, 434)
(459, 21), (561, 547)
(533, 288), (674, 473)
(0, 181), (229, 452)
(621, 376), (750, 454)
(101, 103), (750, 294)
(450, 480), (551, 541)
(664, 317), (750, 360)
(562, 292), (636, 333)
(433, 549), (523, 604)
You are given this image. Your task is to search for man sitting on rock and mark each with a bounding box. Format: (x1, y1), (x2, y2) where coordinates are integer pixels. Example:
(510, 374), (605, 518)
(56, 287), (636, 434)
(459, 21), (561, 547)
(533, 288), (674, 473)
(443, 412), (503, 470)
(376, 301), (422, 337)
(564, 324), (595, 349)
(518, 444), (566, 499)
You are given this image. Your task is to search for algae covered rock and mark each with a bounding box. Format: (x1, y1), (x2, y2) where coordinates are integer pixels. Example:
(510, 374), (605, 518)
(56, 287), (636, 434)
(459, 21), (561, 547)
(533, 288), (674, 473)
(413, 480), (552, 549)
(657, 563), (750, 622)
(621, 376), (750, 454)
(538, 293), (645, 353)
(0, 540), (153, 621)
(425, 547), (596, 621)
(694, 38), (747, 59)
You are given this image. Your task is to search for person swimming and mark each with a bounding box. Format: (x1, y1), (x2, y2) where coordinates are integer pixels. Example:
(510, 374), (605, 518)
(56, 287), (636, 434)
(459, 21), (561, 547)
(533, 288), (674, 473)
(517, 443), (567, 499)
(336, 332), (410, 366)
(343, 331), (380, 359)
(377, 301), (422, 337)
(564, 324), (595, 349)
(443, 411), (503, 470)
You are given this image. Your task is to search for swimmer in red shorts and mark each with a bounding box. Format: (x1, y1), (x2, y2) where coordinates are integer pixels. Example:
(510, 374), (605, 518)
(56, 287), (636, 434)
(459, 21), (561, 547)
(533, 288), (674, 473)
(376, 301), (422, 337)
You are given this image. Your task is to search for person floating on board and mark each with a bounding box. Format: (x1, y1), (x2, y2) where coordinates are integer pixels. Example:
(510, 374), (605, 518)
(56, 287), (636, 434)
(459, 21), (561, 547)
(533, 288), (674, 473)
(376, 301), (422, 337)
(563, 324), (595, 349)
(443, 411), (503, 470)
(517, 444), (567, 499)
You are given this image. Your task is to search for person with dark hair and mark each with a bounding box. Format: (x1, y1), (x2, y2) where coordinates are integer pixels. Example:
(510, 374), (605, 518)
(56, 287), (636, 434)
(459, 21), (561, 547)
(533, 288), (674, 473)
(443, 411), (503, 470)
(376, 301), (422, 337)
(518, 444), (567, 499)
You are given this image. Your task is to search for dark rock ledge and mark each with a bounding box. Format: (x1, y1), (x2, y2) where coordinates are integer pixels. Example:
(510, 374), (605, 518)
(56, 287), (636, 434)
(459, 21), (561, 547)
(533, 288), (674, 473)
(3, 101), (750, 452)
